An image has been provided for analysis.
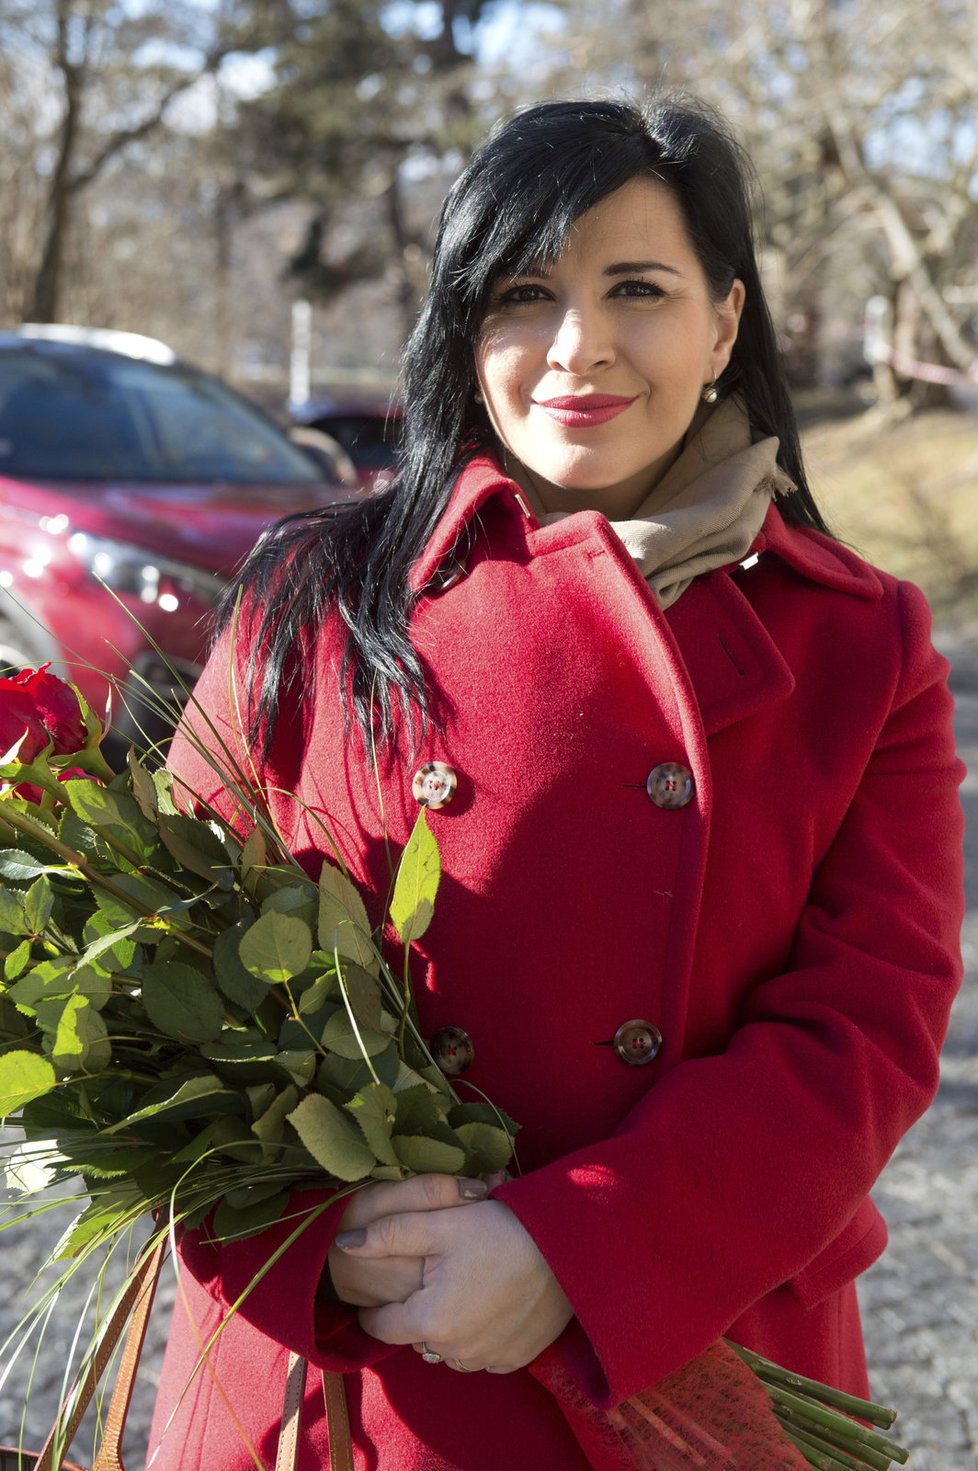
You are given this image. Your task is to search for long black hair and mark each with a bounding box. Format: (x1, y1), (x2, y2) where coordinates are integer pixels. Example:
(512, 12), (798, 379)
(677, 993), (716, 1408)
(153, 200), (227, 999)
(228, 95), (829, 754)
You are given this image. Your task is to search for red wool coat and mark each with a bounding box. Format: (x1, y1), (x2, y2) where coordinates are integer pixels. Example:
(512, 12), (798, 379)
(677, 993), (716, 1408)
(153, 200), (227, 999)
(150, 453), (965, 1471)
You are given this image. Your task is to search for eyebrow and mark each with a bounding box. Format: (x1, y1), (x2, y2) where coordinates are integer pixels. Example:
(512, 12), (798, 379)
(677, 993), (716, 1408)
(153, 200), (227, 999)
(604, 260), (682, 277)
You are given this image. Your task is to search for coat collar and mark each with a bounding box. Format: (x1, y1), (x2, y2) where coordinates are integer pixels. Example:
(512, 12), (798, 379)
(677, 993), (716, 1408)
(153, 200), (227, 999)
(412, 452), (885, 605)
(410, 454), (885, 738)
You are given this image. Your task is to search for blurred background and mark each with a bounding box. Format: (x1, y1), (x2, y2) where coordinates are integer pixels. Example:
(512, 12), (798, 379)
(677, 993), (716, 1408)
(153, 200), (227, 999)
(1, 0), (978, 613)
(0, 2), (976, 1467)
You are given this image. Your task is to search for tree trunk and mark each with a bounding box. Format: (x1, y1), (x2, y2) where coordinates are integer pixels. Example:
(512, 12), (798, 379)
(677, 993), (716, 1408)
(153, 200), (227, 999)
(28, 60), (83, 324)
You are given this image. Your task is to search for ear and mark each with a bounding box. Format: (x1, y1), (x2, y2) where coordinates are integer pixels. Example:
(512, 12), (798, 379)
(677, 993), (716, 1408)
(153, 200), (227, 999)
(711, 278), (745, 376)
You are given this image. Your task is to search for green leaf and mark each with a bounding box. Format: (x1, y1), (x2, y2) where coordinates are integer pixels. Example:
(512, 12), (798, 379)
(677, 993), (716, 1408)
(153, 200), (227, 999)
(287, 1093), (377, 1181)
(297, 973), (337, 1014)
(389, 810), (440, 944)
(9, 956), (77, 1015)
(394, 1083), (451, 1133)
(171, 1113), (260, 1165)
(0, 887), (28, 935)
(274, 1049), (317, 1086)
(263, 883), (318, 929)
(50, 995), (112, 1075)
(213, 1189), (290, 1241)
(70, 964), (113, 1012)
(316, 1043), (401, 1099)
(238, 910), (313, 984)
(142, 960), (225, 1043)
(251, 1083), (299, 1160)
(346, 1082), (399, 1166)
(335, 959), (383, 1031)
(0, 849), (59, 881)
(4, 1139), (61, 1194)
(81, 915), (144, 970)
(4, 938), (32, 981)
(127, 751), (160, 820)
(0, 993), (31, 1039)
(321, 1008), (390, 1060)
(454, 1122), (514, 1174)
(447, 1100), (520, 1136)
(157, 814), (236, 890)
(63, 780), (158, 860)
(106, 1071), (238, 1132)
(53, 1194), (144, 1260)
(240, 826), (267, 886)
(392, 1135), (466, 1175)
(200, 1035), (290, 1087)
(152, 767), (179, 815)
(213, 920), (272, 1011)
(94, 872), (193, 936)
(23, 875), (55, 934)
(318, 861), (377, 971)
(0, 1050), (57, 1116)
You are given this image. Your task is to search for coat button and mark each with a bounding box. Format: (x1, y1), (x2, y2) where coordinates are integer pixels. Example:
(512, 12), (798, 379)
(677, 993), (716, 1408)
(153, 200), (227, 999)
(431, 1024), (474, 1075)
(613, 1019), (663, 1066)
(412, 761), (457, 809)
(646, 762), (694, 809)
(429, 559), (465, 593)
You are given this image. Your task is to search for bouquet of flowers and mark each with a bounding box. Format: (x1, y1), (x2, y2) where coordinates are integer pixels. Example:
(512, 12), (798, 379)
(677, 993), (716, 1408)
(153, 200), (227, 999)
(0, 664), (909, 1470)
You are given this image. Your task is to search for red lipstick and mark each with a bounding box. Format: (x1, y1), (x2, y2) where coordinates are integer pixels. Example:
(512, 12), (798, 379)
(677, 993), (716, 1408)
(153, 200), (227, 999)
(535, 394), (635, 427)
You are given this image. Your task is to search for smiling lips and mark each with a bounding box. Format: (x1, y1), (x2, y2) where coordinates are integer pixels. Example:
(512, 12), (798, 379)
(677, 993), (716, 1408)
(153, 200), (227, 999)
(535, 394), (636, 427)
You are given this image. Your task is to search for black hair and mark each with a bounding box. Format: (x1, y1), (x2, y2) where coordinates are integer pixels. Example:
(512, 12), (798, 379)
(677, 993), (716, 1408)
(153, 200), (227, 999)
(227, 95), (829, 755)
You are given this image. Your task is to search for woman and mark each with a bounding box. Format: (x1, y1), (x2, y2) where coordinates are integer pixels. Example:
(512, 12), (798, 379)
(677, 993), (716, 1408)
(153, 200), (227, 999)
(152, 97), (965, 1470)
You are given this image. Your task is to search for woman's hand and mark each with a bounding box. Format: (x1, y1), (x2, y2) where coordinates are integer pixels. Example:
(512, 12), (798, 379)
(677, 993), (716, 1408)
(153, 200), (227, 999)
(334, 1198), (574, 1373)
(326, 1173), (489, 1308)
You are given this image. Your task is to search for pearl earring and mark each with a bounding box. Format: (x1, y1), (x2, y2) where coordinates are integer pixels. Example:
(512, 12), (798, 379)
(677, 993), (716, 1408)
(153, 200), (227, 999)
(702, 377), (719, 404)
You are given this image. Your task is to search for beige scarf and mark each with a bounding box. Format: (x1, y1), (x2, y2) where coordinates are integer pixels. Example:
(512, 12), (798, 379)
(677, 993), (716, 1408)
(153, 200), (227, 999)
(521, 396), (795, 609)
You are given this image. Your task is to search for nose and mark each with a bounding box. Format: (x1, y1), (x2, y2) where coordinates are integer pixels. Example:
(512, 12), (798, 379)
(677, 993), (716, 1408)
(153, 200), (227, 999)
(546, 306), (615, 375)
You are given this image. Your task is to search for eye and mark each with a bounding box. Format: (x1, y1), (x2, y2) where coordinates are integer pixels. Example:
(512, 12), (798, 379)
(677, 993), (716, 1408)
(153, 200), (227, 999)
(491, 282), (551, 307)
(610, 278), (668, 300)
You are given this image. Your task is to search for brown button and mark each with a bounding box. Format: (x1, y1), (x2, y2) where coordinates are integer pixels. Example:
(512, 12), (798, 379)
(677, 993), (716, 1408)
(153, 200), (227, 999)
(613, 1019), (662, 1066)
(646, 762), (694, 809)
(429, 559), (465, 593)
(412, 761), (457, 810)
(431, 1024), (474, 1075)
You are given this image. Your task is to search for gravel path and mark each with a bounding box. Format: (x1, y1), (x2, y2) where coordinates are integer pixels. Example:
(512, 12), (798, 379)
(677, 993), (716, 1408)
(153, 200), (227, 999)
(1, 650), (975, 1469)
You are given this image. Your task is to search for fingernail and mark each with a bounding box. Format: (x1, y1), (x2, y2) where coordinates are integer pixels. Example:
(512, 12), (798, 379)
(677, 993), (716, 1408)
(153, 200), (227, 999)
(458, 1178), (489, 1200)
(334, 1228), (367, 1249)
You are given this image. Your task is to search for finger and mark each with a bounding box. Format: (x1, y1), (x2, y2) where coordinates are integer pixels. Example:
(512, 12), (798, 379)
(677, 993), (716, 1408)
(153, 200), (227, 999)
(334, 1207), (450, 1260)
(339, 1173), (488, 1230)
(360, 1297), (430, 1347)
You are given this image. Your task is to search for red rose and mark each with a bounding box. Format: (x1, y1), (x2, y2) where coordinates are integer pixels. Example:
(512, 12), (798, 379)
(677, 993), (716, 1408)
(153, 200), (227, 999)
(0, 666), (87, 758)
(0, 685), (48, 765)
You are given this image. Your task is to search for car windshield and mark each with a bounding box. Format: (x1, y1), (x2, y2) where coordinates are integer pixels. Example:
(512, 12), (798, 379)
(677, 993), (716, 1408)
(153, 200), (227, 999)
(0, 346), (323, 485)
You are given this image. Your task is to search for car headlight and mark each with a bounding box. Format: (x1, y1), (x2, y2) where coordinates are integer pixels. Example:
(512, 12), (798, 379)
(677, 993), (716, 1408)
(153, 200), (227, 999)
(67, 533), (225, 610)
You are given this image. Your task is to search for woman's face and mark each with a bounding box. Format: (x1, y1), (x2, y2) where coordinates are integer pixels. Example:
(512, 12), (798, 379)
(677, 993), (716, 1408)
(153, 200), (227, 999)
(475, 175), (745, 519)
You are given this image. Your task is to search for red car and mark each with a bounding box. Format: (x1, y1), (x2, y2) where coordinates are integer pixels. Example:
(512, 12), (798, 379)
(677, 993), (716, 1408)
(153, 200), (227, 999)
(0, 326), (355, 750)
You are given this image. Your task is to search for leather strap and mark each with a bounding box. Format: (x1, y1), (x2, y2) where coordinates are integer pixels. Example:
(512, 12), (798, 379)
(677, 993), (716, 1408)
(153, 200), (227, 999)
(23, 1238), (350, 1471)
(36, 1235), (166, 1471)
(275, 1354), (308, 1471)
(323, 1370), (354, 1471)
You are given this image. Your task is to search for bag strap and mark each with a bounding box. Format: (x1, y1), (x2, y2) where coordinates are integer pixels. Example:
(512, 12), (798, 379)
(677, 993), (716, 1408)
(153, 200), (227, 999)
(323, 1370), (353, 1471)
(35, 1235), (166, 1471)
(276, 1356), (353, 1471)
(30, 1241), (351, 1471)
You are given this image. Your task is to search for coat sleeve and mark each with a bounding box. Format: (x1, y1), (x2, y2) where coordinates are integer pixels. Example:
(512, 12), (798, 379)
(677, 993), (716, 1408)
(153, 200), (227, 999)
(493, 578), (965, 1407)
(165, 620), (400, 1373)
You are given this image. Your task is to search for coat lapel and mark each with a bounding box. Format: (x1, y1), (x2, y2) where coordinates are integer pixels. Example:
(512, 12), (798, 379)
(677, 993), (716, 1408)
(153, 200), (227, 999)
(665, 566), (796, 737)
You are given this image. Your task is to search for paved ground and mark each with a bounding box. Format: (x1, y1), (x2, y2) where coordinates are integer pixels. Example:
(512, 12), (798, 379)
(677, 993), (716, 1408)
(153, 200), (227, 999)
(1, 643), (976, 1470)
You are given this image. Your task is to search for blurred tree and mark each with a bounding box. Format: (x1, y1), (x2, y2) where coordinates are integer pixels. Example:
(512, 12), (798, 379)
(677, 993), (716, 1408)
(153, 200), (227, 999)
(537, 0), (978, 401)
(0, 0), (284, 322)
(233, 0), (496, 336)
